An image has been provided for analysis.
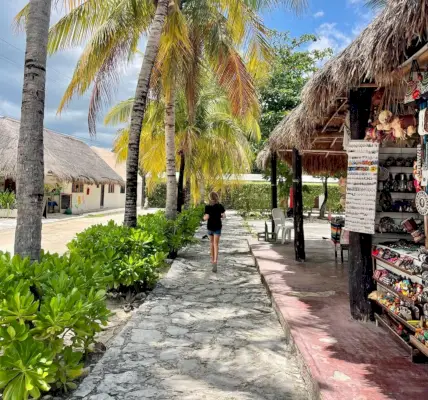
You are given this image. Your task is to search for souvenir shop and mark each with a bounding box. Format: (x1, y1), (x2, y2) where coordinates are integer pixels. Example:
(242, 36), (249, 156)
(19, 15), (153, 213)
(343, 65), (428, 361)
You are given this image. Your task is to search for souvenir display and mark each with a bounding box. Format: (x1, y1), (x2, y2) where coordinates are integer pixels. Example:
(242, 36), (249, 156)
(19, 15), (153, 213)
(416, 191), (428, 215)
(365, 110), (418, 142)
(345, 141), (379, 234)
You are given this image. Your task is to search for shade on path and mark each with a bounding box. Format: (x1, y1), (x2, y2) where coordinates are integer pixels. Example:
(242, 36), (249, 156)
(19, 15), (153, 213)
(69, 214), (309, 400)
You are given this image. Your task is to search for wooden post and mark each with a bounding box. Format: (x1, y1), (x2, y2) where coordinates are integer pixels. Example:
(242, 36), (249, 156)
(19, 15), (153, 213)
(177, 150), (185, 213)
(348, 88), (375, 321)
(271, 151), (278, 232)
(292, 148), (305, 261)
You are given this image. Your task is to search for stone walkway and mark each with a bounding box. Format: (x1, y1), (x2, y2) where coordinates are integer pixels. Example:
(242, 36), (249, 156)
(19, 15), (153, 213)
(71, 214), (308, 400)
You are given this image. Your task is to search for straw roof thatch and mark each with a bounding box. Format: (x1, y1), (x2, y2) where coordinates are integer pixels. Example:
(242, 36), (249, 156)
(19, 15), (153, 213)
(257, 137), (347, 176)
(0, 117), (124, 184)
(269, 0), (428, 154)
(303, 0), (428, 120)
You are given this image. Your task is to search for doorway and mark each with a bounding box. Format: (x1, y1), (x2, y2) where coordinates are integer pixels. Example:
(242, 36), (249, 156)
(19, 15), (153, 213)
(100, 184), (105, 207)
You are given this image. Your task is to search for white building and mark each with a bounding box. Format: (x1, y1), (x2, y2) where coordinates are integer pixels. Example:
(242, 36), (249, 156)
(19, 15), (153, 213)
(0, 116), (125, 216)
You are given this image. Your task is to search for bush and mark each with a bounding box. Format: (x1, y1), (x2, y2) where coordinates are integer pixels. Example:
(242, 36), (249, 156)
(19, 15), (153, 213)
(302, 185), (342, 213)
(138, 206), (204, 258)
(0, 251), (110, 399)
(0, 191), (16, 210)
(147, 184), (167, 208)
(68, 221), (166, 291)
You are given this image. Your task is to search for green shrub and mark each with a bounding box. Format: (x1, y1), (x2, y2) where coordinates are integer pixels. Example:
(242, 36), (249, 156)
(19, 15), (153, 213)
(0, 251), (110, 399)
(68, 221), (166, 291)
(0, 191), (15, 210)
(147, 184), (167, 208)
(302, 185), (342, 213)
(138, 206), (204, 258)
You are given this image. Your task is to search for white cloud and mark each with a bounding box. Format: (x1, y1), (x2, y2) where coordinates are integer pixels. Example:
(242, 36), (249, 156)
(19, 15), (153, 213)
(0, 99), (20, 119)
(313, 11), (325, 18)
(309, 23), (352, 53)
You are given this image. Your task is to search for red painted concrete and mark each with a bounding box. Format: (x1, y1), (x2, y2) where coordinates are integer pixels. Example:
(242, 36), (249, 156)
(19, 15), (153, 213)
(250, 239), (428, 400)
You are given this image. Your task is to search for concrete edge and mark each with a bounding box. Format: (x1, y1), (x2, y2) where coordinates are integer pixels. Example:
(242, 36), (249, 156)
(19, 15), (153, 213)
(247, 239), (321, 400)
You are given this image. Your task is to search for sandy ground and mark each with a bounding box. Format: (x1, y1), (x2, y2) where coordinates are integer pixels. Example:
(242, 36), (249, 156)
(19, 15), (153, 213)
(0, 209), (158, 255)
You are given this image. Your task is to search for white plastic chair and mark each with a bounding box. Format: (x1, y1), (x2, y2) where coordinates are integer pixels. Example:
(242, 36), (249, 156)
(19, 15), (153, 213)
(272, 208), (293, 244)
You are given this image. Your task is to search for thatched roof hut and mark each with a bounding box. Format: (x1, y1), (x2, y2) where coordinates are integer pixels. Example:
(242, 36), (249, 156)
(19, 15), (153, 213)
(266, 0), (428, 155)
(0, 116), (124, 184)
(302, 0), (428, 120)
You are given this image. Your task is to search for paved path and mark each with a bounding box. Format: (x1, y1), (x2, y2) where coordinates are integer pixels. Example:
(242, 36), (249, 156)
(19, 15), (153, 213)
(70, 214), (308, 400)
(0, 209), (157, 255)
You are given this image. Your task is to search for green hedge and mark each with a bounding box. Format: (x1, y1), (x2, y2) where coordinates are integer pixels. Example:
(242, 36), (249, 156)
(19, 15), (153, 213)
(0, 207), (204, 399)
(148, 183), (343, 213)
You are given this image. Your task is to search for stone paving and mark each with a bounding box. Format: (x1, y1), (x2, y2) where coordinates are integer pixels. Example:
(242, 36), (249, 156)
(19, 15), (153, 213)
(70, 213), (308, 400)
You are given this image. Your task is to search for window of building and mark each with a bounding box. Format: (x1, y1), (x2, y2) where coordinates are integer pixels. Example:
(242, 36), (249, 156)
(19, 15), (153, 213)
(108, 184), (115, 193)
(72, 182), (84, 193)
(120, 185), (125, 194)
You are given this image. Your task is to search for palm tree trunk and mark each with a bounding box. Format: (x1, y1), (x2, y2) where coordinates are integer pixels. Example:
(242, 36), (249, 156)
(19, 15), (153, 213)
(165, 86), (177, 219)
(14, 0), (52, 261)
(185, 177), (191, 208)
(139, 169), (146, 209)
(124, 0), (169, 227)
(199, 177), (205, 204)
(177, 150), (185, 213)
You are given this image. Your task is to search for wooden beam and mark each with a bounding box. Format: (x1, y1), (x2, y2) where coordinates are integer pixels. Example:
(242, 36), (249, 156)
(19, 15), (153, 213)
(322, 100), (348, 133)
(271, 152), (278, 232)
(313, 134), (343, 139)
(292, 148), (305, 262)
(330, 138), (338, 148)
(281, 149), (346, 155)
(358, 83), (378, 88)
(348, 87), (375, 322)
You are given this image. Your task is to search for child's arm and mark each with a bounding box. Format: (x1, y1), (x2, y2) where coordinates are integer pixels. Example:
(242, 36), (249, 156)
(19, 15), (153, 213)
(203, 214), (209, 221)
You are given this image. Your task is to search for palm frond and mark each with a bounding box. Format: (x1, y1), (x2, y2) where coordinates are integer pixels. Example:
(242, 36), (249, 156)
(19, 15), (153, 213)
(104, 97), (134, 125)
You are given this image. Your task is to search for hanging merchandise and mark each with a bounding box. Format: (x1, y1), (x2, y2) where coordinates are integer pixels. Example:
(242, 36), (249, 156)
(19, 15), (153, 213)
(368, 110), (417, 142)
(416, 191), (428, 215)
(419, 109), (428, 135)
(404, 60), (428, 104)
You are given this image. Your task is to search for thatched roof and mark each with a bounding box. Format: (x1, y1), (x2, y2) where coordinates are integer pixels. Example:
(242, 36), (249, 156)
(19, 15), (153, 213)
(0, 117), (124, 184)
(303, 0), (428, 120)
(269, 0), (428, 153)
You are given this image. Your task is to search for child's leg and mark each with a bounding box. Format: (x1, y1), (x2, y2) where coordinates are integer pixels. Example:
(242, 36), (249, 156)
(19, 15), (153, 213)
(209, 234), (214, 262)
(213, 234), (221, 263)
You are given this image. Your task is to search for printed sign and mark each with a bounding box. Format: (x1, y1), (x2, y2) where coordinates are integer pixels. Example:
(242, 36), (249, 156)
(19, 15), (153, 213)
(345, 141), (380, 234)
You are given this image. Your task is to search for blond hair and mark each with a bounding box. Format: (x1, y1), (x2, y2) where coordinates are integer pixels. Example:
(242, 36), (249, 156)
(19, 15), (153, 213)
(209, 191), (219, 205)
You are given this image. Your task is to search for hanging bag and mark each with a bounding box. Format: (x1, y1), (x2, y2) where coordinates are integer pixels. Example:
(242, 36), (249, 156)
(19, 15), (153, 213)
(404, 60), (423, 104)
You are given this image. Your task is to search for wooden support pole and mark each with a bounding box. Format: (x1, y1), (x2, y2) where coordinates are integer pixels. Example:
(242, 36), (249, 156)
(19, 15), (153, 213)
(271, 151), (278, 232)
(292, 148), (305, 261)
(348, 88), (375, 321)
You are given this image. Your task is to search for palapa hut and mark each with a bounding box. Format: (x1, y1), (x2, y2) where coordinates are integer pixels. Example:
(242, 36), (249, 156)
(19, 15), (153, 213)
(0, 116), (125, 215)
(259, 0), (428, 320)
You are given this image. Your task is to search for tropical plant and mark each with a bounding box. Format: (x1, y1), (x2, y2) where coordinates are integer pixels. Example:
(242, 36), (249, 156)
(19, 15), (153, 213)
(0, 191), (16, 210)
(39, 0), (307, 225)
(0, 251), (111, 399)
(14, 0), (52, 262)
(67, 221), (167, 291)
(106, 80), (260, 206)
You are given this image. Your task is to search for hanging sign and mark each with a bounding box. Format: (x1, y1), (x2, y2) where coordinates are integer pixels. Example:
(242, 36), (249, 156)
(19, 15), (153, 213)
(345, 141), (380, 234)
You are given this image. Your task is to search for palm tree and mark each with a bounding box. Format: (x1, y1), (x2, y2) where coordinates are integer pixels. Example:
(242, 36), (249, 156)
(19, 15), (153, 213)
(14, 0), (52, 261)
(124, 0), (169, 226)
(105, 82), (259, 203)
(44, 0), (306, 223)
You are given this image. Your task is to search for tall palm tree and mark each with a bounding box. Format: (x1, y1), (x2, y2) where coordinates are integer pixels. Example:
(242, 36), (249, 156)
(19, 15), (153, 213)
(105, 82), (260, 203)
(14, 0), (52, 261)
(43, 0), (306, 224)
(124, 0), (169, 226)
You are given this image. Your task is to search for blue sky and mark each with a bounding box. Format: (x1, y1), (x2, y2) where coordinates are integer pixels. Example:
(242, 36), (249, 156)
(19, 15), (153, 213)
(0, 0), (375, 148)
